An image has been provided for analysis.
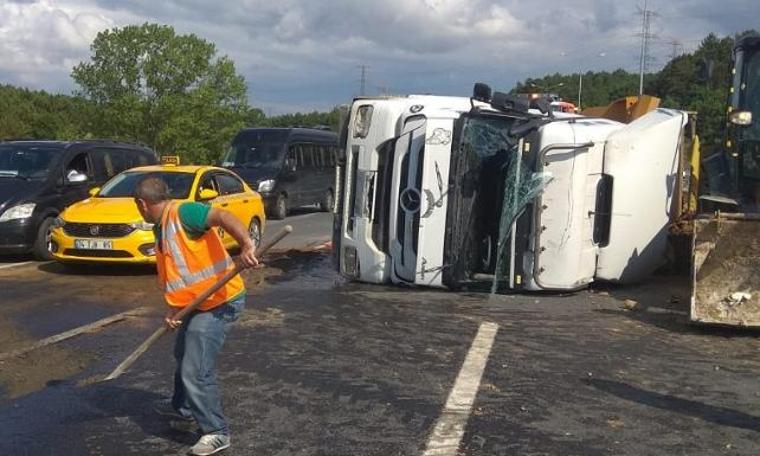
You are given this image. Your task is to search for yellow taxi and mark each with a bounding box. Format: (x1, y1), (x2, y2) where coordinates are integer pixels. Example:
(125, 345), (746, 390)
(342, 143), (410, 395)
(50, 163), (266, 264)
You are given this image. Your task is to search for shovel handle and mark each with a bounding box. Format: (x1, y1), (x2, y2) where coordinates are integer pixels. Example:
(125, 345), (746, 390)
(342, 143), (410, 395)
(103, 225), (292, 381)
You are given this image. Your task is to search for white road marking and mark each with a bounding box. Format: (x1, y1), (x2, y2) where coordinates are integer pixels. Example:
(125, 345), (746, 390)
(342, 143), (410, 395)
(423, 322), (499, 456)
(0, 261), (34, 270)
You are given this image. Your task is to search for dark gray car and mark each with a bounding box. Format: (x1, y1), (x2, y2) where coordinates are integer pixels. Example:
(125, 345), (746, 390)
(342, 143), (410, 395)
(0, 140), (157, 259)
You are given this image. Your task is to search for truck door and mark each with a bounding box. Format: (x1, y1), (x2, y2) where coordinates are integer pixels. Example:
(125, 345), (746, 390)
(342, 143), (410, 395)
(596, 109), (688, 282)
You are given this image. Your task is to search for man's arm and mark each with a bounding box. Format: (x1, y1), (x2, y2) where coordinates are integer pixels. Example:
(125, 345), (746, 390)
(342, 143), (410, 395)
(206, 208), (259, 268)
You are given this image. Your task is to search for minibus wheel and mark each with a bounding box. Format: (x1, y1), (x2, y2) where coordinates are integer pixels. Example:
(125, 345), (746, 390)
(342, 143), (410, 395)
(319, 189), (334, 212)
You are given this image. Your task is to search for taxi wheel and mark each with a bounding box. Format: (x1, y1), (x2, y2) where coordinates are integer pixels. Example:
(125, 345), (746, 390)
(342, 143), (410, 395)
(248, 218), (262, 250)
(272, 194), (288, 220)
(33, 217), (55, 261)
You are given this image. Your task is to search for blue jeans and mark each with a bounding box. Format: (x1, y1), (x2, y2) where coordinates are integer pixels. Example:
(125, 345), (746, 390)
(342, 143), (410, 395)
(171, 296), (245, 435)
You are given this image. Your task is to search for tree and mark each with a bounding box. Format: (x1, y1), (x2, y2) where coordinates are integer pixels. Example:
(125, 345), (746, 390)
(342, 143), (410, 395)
(0, 85), (92, 140)
(72, 23), (248, 164)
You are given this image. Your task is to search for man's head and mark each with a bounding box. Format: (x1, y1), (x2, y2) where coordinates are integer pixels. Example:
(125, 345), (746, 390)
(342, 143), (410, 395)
(134, 176), (170, 223)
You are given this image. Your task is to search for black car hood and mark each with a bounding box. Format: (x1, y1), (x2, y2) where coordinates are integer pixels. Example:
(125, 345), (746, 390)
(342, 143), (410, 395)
(0, 179), (39, 211)
(226, 166), (277, 184)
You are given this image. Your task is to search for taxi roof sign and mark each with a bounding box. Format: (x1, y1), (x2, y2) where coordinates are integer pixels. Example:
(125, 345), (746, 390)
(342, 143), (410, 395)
(160, 155), (181, 166)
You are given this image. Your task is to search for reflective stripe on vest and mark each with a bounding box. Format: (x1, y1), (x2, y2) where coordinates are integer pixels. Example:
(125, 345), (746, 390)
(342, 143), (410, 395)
(157, 202), (244, 310)
(166, 256), (234, 293)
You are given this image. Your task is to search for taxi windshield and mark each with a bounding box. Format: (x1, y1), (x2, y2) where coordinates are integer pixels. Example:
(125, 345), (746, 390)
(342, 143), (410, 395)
(98, 171), (195, 199)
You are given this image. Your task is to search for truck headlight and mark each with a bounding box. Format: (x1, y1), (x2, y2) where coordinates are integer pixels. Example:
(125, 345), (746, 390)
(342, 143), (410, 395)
(258, 179), (276, 193)
(0, 203), (35, 222)
(353, 105), (373, 138)
(130, 221), (155, 231)
(729, 111), (753, 126)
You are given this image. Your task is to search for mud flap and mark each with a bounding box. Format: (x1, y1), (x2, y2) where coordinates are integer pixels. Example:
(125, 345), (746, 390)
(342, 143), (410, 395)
(690, 214), (760, 326)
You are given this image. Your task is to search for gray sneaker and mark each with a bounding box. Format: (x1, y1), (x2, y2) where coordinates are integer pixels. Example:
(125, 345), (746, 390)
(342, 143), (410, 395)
(190, 433), (230, 455)
(152, 399), (193, 422)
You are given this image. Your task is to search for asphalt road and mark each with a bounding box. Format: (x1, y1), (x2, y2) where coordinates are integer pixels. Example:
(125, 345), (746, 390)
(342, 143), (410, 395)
(2, 210), (760, 455)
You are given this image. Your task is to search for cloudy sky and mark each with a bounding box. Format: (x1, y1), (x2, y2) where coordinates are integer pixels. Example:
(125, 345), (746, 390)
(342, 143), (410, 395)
(0, 0), (757, 113)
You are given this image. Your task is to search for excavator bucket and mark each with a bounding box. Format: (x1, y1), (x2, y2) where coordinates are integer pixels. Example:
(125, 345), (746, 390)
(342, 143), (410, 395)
(691, 213), (760, 326)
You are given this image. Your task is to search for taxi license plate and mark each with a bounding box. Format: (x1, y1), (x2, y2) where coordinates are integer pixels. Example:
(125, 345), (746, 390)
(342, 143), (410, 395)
(74, 239), (113, 250)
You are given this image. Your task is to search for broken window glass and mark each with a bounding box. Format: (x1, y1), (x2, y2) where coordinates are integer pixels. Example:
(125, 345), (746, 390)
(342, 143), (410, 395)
(491, 153), (553, 293)
(444, 115), (552, 291)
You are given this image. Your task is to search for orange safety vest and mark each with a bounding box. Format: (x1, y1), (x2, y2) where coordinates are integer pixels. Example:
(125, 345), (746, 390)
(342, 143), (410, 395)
(156, 202), (245, 311)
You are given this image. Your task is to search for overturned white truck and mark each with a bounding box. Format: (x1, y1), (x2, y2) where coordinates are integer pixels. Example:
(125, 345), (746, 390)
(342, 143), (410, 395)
(333, 85), (687, 292)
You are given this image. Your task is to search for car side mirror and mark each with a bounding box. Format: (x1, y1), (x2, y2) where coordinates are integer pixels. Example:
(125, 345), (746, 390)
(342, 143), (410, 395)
(285, 158), (296, 173)
(88, 187), (101, 197)
(198, 188), (219, 201)
(66, 170), (88, 184)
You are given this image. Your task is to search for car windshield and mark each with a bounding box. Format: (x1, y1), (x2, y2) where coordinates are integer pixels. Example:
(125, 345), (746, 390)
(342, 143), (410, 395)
(222, 143), (285, 169)
(221, 130), (289, 169)
(98, 171), (195, 199)
(0, 144), (64, 180)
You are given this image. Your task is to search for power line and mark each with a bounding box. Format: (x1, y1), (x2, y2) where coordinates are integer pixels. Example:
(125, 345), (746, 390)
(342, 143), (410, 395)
(667, 38), (685, 61)
(636, 0), (658, 94)
(357, 64), (369, 96)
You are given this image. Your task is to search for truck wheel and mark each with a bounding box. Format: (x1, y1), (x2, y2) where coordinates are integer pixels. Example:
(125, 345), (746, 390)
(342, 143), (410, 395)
(248, 218), (262, 250)
(319, 189), (334, 212)
(33, 217), (55, 261)
(271, 194), (288, 220)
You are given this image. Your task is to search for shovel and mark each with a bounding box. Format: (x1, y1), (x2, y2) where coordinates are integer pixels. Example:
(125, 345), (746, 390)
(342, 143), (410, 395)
(102, 225), (292, 381)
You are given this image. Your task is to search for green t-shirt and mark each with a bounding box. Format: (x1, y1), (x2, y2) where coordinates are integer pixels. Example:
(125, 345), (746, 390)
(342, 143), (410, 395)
(154, 202), (211, 245)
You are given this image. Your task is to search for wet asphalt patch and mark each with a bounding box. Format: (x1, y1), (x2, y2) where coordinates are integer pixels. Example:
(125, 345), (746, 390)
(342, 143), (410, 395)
(3, 253), (760, 455)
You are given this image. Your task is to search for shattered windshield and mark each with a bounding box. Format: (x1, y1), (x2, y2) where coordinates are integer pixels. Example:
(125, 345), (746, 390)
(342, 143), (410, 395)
(447, 115), (552, 292)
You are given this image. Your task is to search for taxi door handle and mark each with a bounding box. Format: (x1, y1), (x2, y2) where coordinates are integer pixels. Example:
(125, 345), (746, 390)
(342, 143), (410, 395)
(221, 203), (229, 208)
(242, 199), (249, 203)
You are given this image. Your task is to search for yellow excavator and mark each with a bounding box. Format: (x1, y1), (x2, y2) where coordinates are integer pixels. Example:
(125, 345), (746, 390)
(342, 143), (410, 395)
(690, 34), (760, 326)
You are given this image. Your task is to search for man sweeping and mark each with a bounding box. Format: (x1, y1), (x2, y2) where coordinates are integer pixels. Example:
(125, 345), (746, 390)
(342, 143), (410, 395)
(134, 176), (258, 455)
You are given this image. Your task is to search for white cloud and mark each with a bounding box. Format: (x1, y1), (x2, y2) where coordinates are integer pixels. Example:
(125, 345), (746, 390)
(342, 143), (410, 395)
(0, 0), (122, 89)
(0, 0), (756, 112)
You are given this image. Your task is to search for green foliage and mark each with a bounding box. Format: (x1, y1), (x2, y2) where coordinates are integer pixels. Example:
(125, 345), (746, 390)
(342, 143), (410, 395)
(71, 23), (249, 164)
(0, 85), (93, 140)
(512, 70), (640, 108)
(246, 107), (343, 132)
(512, 31), (756, 148)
